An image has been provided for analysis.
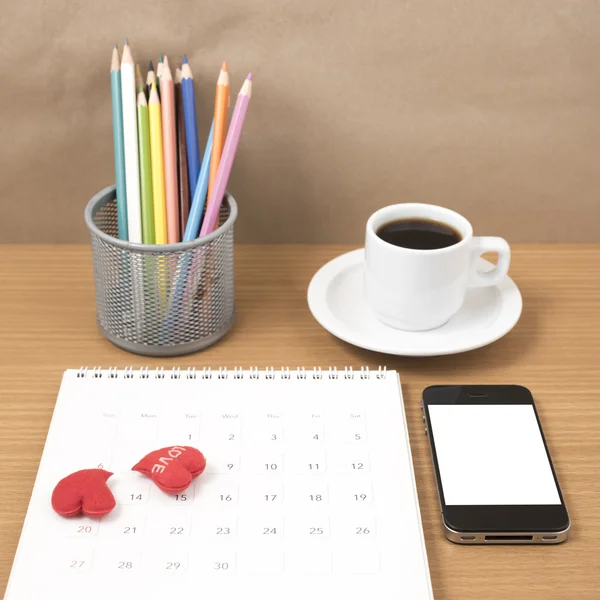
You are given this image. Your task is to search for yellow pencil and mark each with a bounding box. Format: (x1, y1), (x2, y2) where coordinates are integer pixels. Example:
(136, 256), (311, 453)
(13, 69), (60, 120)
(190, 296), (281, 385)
(149, 81), (167, 244)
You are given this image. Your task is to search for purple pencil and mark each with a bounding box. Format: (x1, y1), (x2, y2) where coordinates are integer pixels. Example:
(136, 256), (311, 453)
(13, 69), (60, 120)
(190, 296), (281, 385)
(199, 74), (253, 236)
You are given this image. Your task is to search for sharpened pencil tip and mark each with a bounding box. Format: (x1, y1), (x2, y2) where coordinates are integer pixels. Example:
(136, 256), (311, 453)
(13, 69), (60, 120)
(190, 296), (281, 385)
(148, 60), (154, 72)
(135, 63), (144, 89)
(247, 73), (253, 81)
(114, 43), (118, 49)
(124, 39), (129, 46)
(111, 46), (120, 71)
(183, 54), (189, 64)
(222, 61), (228, 72)
(158, 53), (163, 63)
(149, 80), (160, 103)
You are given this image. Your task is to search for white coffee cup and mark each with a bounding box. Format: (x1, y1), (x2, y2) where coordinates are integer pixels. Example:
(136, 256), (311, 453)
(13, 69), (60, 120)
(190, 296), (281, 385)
(364, 203), (511, 331)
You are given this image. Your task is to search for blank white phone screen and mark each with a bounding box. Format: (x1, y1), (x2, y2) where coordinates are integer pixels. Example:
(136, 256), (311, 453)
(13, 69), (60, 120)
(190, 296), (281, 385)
(428, 404), (561, 505)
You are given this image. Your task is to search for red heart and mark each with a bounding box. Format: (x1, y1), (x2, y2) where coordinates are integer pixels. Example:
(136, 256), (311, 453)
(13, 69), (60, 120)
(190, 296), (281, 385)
(132, 446), (206, 494)
(51, 469), (115, 518)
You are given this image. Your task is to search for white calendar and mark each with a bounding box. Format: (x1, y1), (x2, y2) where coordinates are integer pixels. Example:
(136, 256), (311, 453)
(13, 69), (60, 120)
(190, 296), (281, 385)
(6, 367), (433, 600)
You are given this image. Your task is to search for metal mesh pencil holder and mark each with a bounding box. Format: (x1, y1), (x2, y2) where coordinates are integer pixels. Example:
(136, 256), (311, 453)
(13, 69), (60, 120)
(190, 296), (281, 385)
(84, 185), (237, 356)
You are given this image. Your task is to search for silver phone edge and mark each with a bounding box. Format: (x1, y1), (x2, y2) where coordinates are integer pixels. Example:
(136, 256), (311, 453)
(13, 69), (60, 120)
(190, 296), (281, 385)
(443, 520), (570, 545)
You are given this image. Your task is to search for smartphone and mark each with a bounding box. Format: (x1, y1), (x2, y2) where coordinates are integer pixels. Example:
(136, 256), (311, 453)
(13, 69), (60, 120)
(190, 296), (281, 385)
(422, 385), (570, 544)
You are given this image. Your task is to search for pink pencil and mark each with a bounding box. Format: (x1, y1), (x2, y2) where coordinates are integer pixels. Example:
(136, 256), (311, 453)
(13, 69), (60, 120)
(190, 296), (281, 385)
(161, 56), (180, 242)
(199, 74), (253, 236)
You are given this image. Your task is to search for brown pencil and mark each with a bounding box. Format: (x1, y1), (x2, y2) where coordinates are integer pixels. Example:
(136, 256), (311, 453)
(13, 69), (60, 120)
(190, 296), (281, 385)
(175, 67), (190, 233)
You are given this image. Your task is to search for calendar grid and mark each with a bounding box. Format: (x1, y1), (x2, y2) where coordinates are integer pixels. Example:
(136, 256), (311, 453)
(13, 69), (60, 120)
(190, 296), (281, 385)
(5, 368), (433, 600)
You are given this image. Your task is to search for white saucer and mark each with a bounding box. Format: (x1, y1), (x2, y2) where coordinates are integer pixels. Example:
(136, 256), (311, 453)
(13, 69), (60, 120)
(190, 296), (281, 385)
(307, 249), (523, 357)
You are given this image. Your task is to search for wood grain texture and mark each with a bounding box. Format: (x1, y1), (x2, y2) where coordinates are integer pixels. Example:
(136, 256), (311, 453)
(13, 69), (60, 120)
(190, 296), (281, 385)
(0, 244), (599, 599)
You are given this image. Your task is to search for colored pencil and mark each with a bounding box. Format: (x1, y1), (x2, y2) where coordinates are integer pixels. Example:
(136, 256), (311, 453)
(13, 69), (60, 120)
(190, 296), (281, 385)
(137, 85), (155, 244)
(183, 121), (214, 241)
(200, 74), (252, 236)
(160, 56), (179, 243)
(208, 62), (230, 207)
(146, 61), (155, 99)
(110, 45), (128, 240)
(157, 54), (164, 89)
(181, 55), (201, 197)
(135, 64), (144, 93)
(120, 41), (142, 243)
(175, 67), (190, 234)
(149, 81), (167, 244)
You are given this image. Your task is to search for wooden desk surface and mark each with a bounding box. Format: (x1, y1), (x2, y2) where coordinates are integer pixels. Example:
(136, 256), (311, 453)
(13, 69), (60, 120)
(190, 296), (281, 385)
(0, 244), (599, 599)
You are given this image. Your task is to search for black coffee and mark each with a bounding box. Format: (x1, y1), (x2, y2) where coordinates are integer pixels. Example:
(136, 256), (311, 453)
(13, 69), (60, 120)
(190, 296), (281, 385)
(376, 218), (462, 250)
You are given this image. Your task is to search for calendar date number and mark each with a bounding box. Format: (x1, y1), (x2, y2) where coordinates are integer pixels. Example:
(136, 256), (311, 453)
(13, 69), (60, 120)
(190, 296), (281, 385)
(77, 525), (92, 534)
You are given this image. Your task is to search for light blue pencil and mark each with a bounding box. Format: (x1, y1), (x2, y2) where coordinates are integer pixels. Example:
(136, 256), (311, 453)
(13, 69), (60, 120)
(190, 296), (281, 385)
(162, 123), (214, 341)
(110, 45), (128, 240)
(183, 121), (214, 241)
(181, 55), (201, 198)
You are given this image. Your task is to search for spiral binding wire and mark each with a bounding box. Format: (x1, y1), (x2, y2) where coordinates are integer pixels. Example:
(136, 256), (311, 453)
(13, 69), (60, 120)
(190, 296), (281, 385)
(76, 366), (388, 380)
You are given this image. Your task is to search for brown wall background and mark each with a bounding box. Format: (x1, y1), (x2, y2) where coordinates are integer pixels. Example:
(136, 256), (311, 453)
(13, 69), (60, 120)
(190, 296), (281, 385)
(1, 0), (599, 243)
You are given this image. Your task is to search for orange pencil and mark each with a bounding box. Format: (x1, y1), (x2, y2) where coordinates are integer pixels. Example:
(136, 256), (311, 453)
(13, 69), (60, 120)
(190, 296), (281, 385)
(207, 62), (230, 207)
(161, 55), (179, 243)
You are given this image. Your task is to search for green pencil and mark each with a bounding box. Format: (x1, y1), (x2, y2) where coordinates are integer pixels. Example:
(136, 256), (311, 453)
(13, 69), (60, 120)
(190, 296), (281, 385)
(110, 45), (128, 240)
(136, 86), (155, 244)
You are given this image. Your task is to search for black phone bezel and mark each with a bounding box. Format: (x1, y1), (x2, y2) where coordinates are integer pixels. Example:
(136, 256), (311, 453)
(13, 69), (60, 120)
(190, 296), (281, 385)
(422, 385), (570, 533)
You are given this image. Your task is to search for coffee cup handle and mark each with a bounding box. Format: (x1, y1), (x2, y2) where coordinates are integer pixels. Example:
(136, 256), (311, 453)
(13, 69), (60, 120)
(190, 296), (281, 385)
(468, 237), (511, 288)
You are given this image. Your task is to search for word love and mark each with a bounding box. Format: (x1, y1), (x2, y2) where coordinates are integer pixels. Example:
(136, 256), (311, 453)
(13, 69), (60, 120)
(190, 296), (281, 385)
(151, 446), (187, 474)
(132, 446), (207, 494)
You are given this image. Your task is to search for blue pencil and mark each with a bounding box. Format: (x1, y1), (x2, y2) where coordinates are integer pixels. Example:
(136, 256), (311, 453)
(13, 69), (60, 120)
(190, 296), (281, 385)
(110, 45), (128, 240)
(181, 56), (201, 198)
(164, 124), (212, 341)
(183, 122), (214, 241)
